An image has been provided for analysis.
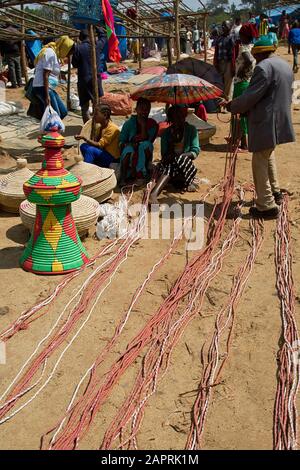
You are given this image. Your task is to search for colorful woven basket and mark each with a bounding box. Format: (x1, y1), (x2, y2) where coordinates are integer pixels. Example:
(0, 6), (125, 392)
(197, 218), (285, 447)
(20, 129), (89, 275)
(20, 195), (100, 237)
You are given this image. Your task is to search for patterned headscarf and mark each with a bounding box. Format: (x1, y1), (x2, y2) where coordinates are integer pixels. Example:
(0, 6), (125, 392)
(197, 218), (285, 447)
(35, 36), (74, 65)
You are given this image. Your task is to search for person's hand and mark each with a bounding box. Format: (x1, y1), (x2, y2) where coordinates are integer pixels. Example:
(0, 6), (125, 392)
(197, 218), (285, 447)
(226, 101), (232, 112)
(219, 99), (228, 109)
(45, 95), (51, 106)
(75, 135), (86, 141)
(181, 151), (195, 160)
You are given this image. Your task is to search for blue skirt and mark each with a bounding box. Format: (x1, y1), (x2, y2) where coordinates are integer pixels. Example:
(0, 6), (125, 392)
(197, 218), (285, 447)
(27, 86), (67, 120)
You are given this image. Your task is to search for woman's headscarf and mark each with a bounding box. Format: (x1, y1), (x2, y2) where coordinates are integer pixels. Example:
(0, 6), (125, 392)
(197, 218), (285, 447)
(35, 36), (74, 65)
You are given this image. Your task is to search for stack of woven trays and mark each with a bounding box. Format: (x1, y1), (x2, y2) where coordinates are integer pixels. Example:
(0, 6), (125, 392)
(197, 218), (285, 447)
(20, 195), (100, 238)
(0, 159), (34, 213)
(186, 109), (216, 146)
(69, 154), (117, 202)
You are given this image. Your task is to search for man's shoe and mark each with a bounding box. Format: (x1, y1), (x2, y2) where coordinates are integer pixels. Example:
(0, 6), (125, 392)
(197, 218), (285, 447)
(273, 191), (284, 205)
(249, 206), (279, 220)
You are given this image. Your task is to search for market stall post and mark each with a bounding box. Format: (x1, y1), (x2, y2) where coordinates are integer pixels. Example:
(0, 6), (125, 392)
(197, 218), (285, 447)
(135, 0), (142, 70)
(174, 0), (181, 61)
(203, 13), (208, 62)
(88, 24), (99, 140)
(20, 4), (28, 84)
(67, 55), (72, 111)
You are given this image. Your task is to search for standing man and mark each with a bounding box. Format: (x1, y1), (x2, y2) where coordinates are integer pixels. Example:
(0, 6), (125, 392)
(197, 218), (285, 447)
(72, 29), (107, 123)
(226, 37), (295, 219)
(193, 25), (200, 54)
(214, 21), (236, 100)
(288, 21), (300, 73)
(0, 25), (22, 89)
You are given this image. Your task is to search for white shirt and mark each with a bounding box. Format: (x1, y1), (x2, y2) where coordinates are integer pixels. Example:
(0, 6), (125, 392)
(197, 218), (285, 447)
(193, 30), (200, 42)
(231, 25), (242, 42)
(33, 48), (61, 87)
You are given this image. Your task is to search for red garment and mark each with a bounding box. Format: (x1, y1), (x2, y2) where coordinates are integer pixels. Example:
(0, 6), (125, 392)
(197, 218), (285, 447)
(195, 104), (207, 122)
(102, 0), (121, 63)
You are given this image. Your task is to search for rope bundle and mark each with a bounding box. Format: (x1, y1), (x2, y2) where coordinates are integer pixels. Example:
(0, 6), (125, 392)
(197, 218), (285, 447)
(186, 215), (264, 450)
(273, 195), (300, 450)
(43, 140), (241, 450)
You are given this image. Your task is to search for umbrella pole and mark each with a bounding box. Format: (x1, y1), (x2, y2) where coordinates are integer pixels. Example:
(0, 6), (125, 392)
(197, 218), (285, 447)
(167, 38), (172, 67)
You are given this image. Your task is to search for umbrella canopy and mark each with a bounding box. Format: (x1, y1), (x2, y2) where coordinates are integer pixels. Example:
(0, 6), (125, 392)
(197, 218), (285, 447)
(167, 57), (224, 91)
(131, 73), (223, 105)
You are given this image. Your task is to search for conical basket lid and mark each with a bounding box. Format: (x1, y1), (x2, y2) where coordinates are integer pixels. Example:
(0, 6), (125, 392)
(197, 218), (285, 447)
(186, 110), (216, 131)
(0, 159), (34, 197)
(69, 155), (115, 188)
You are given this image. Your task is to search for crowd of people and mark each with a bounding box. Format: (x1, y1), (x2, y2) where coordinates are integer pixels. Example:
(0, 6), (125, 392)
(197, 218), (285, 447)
(0, 8), (298, 221)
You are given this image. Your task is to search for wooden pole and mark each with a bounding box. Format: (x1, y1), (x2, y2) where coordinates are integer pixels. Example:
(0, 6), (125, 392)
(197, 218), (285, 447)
(67, 55), (71, 111)
(135, 0), (142, 71)
(203, 14), (208, 63)
(20, 5), (28, 84)
(88, 24), (99, 140)
(174, 0), (181, 62)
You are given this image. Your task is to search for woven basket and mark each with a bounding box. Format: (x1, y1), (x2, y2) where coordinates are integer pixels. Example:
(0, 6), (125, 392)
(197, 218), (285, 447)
(20, 195), (100, 237)
(69, 154), (117, 201)
(0, 159), (34, 213)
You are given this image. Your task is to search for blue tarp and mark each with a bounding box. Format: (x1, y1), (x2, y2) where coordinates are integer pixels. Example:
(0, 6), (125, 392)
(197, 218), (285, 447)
(256, 4), (300, 24)
(25, 30), (42, 63)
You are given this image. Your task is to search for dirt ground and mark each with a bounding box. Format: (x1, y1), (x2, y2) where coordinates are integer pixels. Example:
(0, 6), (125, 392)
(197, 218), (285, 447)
(0, 46), (299, 450)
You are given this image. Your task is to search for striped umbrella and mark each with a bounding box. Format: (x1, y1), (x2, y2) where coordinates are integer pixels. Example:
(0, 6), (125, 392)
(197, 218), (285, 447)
(131, 73), (223, 105)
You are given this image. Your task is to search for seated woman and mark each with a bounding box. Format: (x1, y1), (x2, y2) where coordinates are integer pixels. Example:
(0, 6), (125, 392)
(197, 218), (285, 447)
(75, 104), (120, 168)
(28, 36), (75, 120)
(120, 98), (158, 184)
(149, 106), (200, 204)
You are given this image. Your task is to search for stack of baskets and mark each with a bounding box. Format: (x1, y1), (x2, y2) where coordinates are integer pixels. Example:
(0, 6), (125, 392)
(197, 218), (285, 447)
(186, 109), (216, 146)
(0, 159), (34, 213)
(69, 154), (117, 202)
(20, 195), (100, 238)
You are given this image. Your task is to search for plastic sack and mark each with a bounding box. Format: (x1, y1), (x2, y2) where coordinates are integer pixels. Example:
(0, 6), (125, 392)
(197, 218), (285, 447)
(100, 92), (133, 116)
(40, 105), (65, 133)
(96, 195), (128, 240)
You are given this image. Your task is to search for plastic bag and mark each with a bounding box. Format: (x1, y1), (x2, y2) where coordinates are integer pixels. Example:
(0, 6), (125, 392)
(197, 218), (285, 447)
(40, 105), (65, 133)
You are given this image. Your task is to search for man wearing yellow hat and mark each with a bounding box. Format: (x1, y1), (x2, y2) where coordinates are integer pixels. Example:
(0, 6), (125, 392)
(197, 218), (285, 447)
(227, 36), (295, 219)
